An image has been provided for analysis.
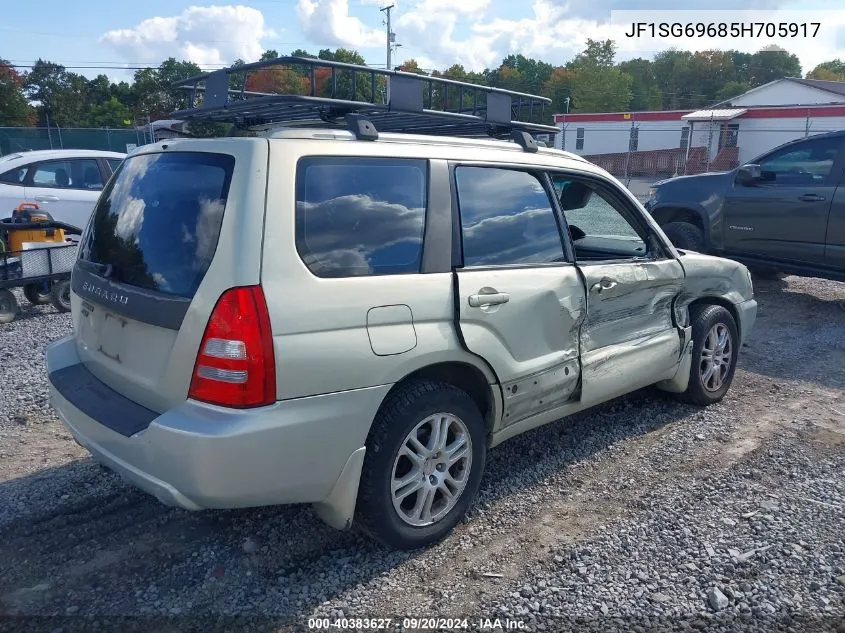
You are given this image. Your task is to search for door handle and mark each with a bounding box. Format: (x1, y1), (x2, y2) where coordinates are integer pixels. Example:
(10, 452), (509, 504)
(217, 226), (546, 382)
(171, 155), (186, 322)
(34, 195), (60, 202)
(590, 277), (618, 293)
(468, 290), (510, 308)
(798, 193), (825, 202)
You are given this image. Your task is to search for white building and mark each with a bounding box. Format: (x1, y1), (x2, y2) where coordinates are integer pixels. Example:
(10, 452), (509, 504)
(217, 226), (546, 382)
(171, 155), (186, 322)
(553, 77), (845, 176)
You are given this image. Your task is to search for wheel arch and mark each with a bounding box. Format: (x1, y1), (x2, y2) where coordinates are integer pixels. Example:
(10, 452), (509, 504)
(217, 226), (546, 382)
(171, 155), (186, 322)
(376, 360), (501, 436)
(687, 296), (742, 344)
(651, 204), (712, 249)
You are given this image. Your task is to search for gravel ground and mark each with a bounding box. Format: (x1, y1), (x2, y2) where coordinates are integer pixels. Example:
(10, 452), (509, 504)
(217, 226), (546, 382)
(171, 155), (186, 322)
(0, 276), (844, 633)
(0, 289), (68, 427)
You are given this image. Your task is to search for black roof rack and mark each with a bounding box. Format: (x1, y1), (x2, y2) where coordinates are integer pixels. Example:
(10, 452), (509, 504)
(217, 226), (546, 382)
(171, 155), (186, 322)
(170, 56), (559, 142)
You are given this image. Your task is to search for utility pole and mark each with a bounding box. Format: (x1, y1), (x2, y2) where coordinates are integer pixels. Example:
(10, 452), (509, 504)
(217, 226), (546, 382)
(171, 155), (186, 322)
(380, 4), (395, 104)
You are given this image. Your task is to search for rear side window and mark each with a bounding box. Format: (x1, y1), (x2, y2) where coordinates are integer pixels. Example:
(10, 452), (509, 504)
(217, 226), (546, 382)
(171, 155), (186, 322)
(295, 157), (427, 278)
(78, 151), (234, 298)
(455, 166), (565, 267)
(0, 166), (28, 185)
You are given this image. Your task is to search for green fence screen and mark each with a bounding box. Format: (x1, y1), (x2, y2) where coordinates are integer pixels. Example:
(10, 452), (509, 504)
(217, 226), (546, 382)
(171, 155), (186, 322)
(0, 127), (152, 156)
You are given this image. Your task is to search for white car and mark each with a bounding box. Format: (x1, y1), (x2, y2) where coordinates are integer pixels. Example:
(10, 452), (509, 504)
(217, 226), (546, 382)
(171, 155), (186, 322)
(0, 149), (126, 230)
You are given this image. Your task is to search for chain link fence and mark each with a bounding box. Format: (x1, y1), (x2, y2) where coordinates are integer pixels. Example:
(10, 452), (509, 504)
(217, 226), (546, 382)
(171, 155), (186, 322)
(558, 115), (845, 201)
(0, 126), (153, 157)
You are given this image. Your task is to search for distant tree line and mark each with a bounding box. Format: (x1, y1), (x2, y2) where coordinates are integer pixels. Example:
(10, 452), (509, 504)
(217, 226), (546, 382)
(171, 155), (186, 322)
(1, 40), (843, 130)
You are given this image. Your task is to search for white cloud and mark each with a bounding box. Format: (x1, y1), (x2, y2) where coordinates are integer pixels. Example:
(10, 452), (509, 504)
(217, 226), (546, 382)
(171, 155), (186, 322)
(298, 0), (384, 49)
(390, 0), (844, 75)
(395, 0), (501, 70)
(100, 5), (275, 66)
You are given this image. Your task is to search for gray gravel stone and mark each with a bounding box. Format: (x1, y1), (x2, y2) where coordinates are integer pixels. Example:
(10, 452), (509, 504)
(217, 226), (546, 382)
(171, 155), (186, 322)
(707, 587), (729, 611)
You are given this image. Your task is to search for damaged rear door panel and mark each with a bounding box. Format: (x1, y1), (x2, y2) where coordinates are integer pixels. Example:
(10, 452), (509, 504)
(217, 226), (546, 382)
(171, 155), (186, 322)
(451, 164), (586, 429)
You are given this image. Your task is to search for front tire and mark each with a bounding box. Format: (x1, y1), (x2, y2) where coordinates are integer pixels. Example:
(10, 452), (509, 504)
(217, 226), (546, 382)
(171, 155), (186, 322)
(681, 304), (739, 406)
(662, 221), (704, 252)
(356, 380), (486, 550)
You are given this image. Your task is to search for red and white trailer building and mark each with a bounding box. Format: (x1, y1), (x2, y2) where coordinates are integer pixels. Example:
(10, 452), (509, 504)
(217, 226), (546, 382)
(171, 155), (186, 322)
(553, 77), (845, 176)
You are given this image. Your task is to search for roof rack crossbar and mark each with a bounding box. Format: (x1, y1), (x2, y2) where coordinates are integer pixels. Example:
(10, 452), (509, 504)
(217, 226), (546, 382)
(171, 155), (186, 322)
(170, 56), (558, 141)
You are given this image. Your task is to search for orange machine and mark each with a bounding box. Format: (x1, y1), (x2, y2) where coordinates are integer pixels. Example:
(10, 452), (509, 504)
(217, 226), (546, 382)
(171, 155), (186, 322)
(1, 202), (67, 252)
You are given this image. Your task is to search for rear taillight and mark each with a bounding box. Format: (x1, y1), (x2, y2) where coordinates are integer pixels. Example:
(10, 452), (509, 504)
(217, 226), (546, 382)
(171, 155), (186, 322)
(188, 286), (276, 408)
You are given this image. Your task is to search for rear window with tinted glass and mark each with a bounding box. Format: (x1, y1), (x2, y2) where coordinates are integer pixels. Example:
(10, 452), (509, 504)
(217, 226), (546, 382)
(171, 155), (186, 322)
(78, 151), (234, 298)
(295, 157), (427, 278)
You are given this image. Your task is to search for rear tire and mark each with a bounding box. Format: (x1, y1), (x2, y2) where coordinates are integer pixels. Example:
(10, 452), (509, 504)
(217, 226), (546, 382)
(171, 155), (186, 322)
(662, 221), (705, 251)
(355, 379), (487, 550)
(23, 282), (52, 306)
(0, 289), (19, 324)
(51, 279), (71, 313)
(680, 304), (739, 406)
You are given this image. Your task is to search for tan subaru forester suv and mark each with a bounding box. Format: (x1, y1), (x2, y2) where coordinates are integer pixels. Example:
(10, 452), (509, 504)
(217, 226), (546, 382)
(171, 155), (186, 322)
(46, 58), (756, 550)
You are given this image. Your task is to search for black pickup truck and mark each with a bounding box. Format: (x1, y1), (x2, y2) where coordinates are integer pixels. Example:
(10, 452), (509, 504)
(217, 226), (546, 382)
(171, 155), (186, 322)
(643, 130), (845, 282)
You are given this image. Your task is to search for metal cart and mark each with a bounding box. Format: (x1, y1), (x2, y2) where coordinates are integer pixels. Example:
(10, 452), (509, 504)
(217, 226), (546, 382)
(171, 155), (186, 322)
(0, 217), (82, 323)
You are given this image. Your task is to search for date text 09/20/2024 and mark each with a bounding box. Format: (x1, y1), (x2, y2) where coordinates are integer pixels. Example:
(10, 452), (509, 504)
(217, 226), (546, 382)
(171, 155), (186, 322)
(307, 618), (527, 630)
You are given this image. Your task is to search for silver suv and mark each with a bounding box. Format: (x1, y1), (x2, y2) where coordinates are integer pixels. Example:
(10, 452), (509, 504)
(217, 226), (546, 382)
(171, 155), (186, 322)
(46, 59), (757, 550)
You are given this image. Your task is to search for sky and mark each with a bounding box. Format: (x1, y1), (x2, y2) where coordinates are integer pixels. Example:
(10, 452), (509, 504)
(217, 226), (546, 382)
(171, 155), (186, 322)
(2, 0), (845, 83)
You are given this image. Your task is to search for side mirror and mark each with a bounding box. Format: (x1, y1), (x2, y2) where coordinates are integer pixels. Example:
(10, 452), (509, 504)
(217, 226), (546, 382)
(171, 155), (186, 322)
(736, 164), (762, 186)
(559, 181), (593, 210)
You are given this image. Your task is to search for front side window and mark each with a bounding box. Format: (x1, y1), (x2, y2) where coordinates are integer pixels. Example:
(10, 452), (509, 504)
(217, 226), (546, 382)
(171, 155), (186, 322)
(295, 157), (427, 278)
(552, 175), (650, 261)
(757, 136), (843, 184)
(455, 166), (564, 268)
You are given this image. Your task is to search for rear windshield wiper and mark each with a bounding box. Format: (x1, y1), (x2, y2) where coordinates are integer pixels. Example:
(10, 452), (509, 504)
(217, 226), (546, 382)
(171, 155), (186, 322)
(77, 259), (120, 280)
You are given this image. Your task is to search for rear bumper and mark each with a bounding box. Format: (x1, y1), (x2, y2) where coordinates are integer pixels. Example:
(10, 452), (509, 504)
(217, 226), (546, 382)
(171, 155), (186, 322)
(736, 298), (757, 347)
(46, 335), (388, 515)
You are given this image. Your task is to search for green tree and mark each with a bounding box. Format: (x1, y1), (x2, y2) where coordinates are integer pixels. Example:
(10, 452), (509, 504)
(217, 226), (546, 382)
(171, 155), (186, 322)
(618, 58), (663, 111)
(89, 96), (133, 127)
(131, 58), (202, 120)
(807, 59), (845, 81)
(650, 49), (698, 109)
(566, 39), (633, 112)
(24, 59), (91, 126)
(317, 48), (366, 64)
(290, 49), (315, 59)
(544, 66), (575, 115)
(500, 54), (553, 93)
(0, 59), (34, 126)
(747, 48), (801, 84)
(687, 51), (738, 107)
(714, 80), (752, 104)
